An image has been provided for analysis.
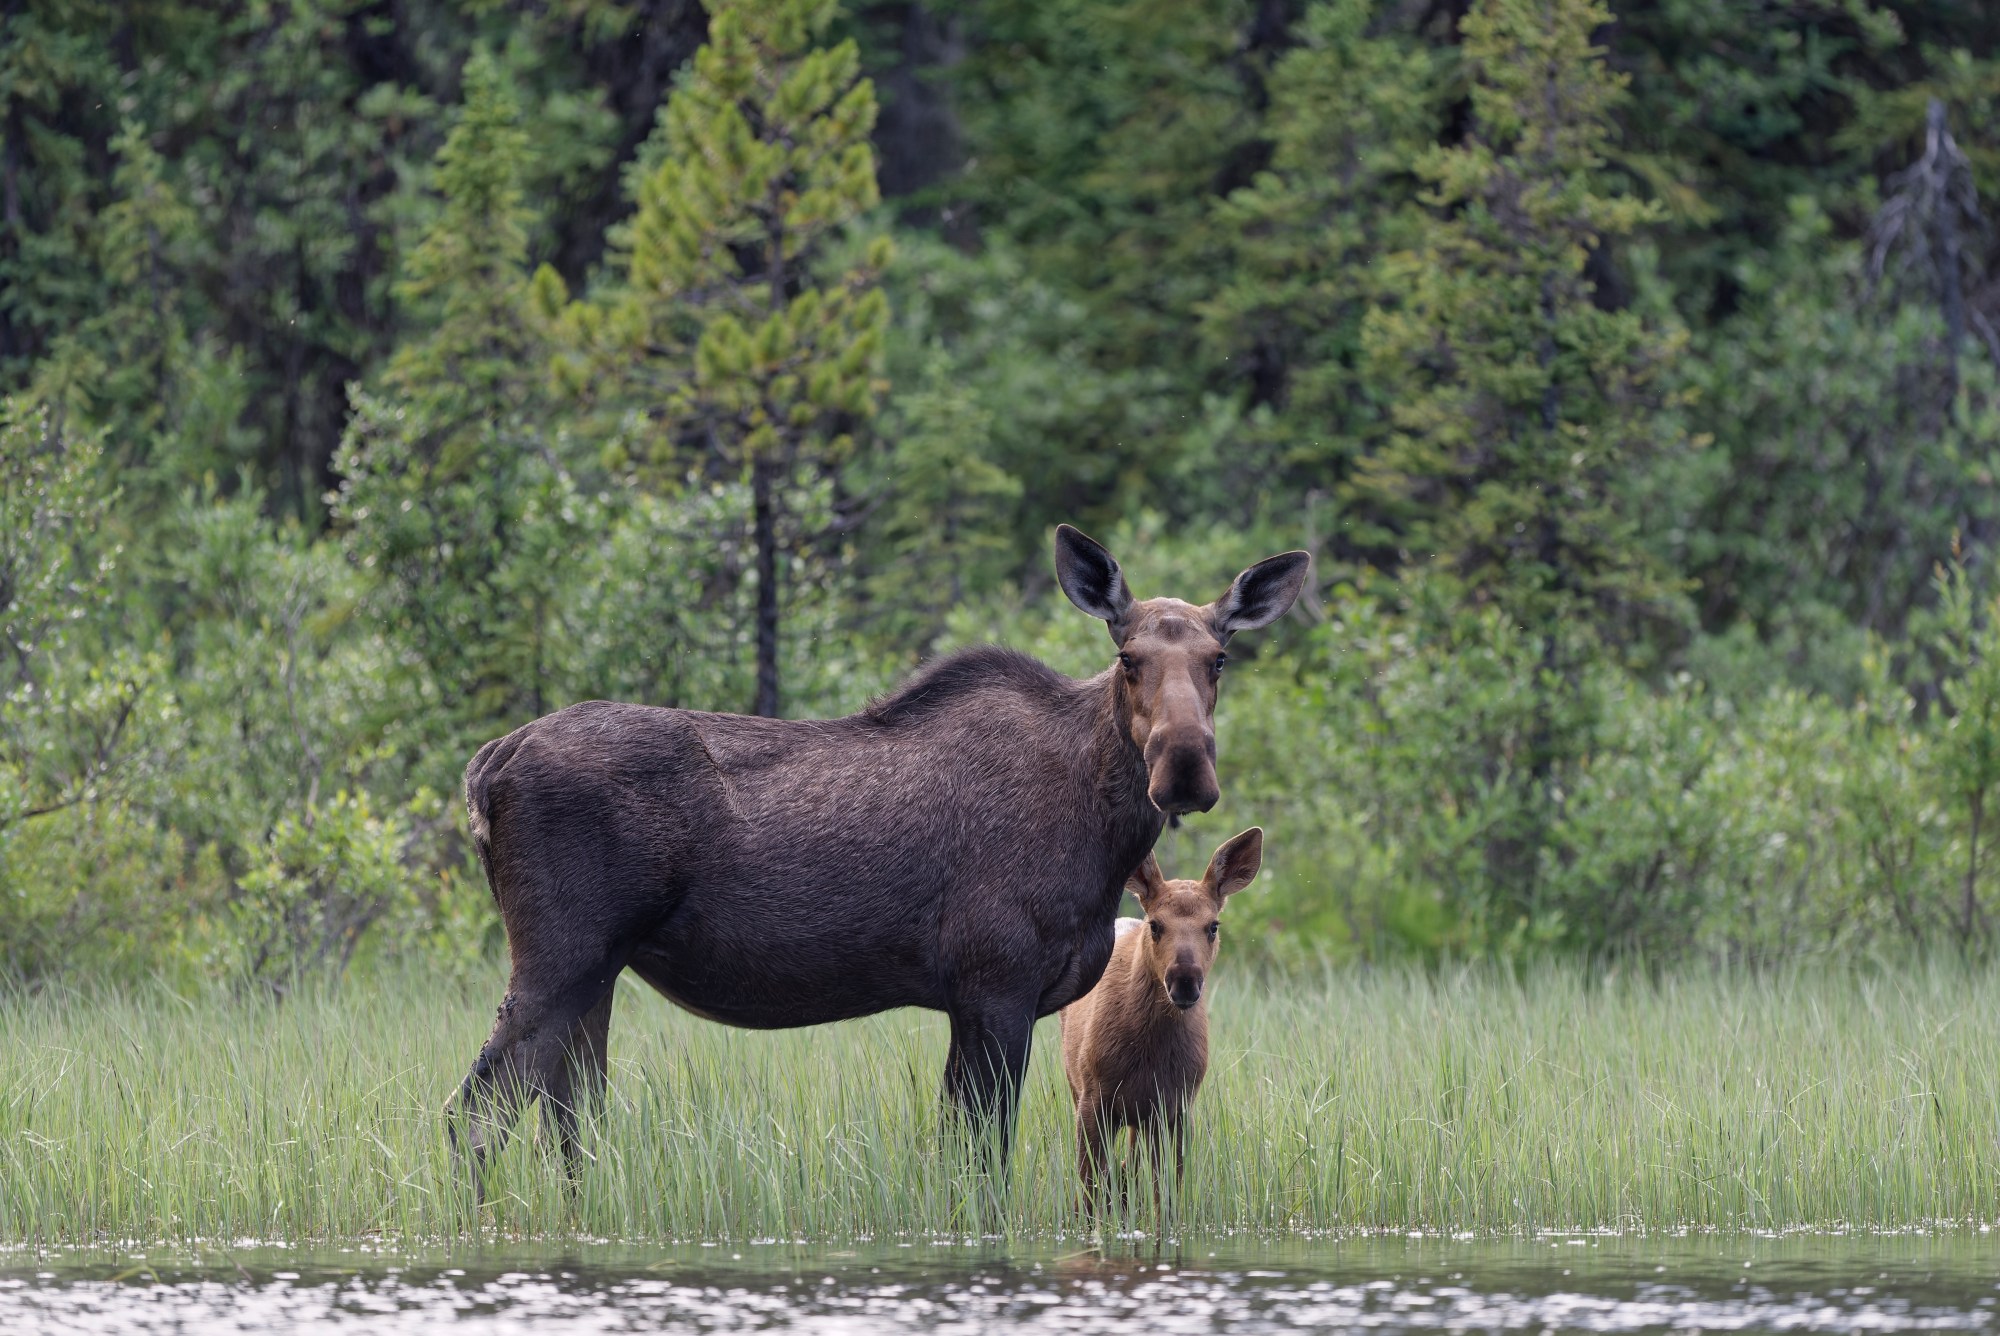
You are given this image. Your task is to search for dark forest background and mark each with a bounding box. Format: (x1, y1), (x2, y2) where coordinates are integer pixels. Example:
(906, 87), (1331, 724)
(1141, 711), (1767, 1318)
(6, 0), (2000, 985)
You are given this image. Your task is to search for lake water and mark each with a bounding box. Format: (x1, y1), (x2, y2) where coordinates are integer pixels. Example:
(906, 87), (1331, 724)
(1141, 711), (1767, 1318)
(2, 1233), (1995, 1333)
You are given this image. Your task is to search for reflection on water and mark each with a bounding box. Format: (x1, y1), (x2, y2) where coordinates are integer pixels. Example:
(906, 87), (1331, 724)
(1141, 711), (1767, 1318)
(2, 1234), (1996, 1333)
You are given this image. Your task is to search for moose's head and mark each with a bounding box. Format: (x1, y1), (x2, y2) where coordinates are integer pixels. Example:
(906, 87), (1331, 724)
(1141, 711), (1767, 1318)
(1054, 525), (1310, 818)
(1126, 827), (1263, 1009)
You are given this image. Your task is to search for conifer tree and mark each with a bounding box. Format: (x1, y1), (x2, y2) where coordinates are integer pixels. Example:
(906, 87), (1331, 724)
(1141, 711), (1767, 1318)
(553, 0), (891, 718)
(1355, 0), (1682, 649)
(332, 50), (583, 789)
(1352, 0), (1687, 930)
(1201, 0), (1442, 520)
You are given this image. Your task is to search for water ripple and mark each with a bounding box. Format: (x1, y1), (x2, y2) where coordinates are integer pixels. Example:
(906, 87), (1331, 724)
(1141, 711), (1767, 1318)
(3, 1237), (1995, 1334)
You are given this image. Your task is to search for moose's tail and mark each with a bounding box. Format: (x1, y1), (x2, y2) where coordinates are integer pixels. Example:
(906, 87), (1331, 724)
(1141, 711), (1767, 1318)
(463, 731), (527, 902)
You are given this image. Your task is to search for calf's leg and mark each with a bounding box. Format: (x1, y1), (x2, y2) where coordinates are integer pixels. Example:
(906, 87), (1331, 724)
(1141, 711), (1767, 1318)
(1137, 1113), (1184, 1224)
(1074, 1098), (1115, 1217)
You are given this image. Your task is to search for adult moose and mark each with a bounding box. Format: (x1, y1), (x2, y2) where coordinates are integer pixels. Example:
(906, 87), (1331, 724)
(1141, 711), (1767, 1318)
(446, 526), (1309, 1179)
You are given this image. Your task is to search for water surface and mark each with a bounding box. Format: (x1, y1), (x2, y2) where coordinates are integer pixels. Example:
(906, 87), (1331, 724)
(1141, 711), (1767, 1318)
(3, 1233), (1995, 1332)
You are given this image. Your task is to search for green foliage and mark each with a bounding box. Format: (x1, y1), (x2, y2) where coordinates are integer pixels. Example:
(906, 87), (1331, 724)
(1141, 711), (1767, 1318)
(557, 0), (891, 717)
(1200, 0), (1444, 507)
(954, 0), (1258, 344)
(860, 343), (1022, 649)
(159, 490), (383, 845)
(956, 516), (2000, 964)
(1658, 197), (2000, 660)
(1610, 0), (1906, 296)
(10, 0), (2000, 982)
(0, 801), (205, 986)
(226, 790), (414, 989)
(332, 50), (588, 792)
(0, 400), (164, 839)
(1911, 559), (2000, 947)
(1356, 0), (1685, 644)
(872, 234), (1170, 567)
(945, 0), (1279, 523)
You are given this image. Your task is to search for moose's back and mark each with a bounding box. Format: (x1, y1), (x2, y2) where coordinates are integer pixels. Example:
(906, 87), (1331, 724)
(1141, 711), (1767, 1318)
(465, 649), (1138, 1029)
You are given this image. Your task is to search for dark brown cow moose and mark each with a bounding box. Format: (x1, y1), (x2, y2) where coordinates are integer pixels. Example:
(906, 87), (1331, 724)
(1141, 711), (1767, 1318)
(446, 525), (1309, 1178)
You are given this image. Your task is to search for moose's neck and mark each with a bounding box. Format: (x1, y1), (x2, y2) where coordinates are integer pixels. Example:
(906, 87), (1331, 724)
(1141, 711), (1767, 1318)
(1085, 666), (1162, 866)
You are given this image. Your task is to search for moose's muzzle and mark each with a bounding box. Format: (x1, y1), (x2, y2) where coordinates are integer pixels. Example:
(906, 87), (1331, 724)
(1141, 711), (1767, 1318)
(1146, 731), (1219, 816)
(1166, 966), (1205, 1010)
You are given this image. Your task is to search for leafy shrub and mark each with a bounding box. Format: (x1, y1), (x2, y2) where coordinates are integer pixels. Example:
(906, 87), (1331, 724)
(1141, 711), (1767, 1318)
(0, 802), (215, 985)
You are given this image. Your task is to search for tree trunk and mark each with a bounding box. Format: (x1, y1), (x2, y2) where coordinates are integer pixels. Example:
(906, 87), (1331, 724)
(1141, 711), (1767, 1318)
(1925, 99), (1967, 393)
(752, 452), (781, 718)
(1962, 785), (1983, 946)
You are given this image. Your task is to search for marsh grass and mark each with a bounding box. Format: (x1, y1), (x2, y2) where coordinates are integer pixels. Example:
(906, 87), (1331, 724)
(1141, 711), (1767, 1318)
(2, 961), (1996, 1246)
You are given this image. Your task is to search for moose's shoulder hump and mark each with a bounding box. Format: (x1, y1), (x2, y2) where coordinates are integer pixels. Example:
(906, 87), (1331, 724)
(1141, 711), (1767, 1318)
(860, 646), (1079, 726)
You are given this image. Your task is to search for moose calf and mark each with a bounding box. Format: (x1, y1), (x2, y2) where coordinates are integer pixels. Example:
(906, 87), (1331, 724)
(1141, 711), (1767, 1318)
(1058, 827), (1263, 1209)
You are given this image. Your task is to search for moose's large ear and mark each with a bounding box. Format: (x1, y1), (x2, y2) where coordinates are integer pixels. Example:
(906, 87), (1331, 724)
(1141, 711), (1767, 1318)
(1210, 551), (1311, 639)
(1125, 852), (1168, 907)
(1203, 827), (1263, 900)
(1055, 524), (1135, 641)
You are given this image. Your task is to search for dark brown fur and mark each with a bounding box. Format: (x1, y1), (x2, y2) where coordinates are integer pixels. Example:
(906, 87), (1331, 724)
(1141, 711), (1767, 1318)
(1059, 828), (1263, 1208)
(446, 528), (1308, 1181)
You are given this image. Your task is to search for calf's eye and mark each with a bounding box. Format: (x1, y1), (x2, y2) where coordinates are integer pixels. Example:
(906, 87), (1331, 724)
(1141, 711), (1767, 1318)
(1205, 922), (1219, 939)
(1148, 920), (1163, 941)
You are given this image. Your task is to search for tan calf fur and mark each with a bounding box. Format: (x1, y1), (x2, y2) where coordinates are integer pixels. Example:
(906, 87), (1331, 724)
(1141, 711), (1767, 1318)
(1058, 827), (1263, 1209)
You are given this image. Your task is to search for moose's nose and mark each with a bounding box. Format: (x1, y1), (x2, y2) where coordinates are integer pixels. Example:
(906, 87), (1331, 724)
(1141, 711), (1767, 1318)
(1166, 972), (1204, 1009)
(1147, 736), (1220, 815)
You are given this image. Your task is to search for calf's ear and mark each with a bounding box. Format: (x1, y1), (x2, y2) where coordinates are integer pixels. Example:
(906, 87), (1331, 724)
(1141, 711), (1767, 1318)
(1055, 524), (1135, 642)
(1204, 827), (1263, 900)
(1125, 852), (1168, 907)
(1210, 551), (1311, 639)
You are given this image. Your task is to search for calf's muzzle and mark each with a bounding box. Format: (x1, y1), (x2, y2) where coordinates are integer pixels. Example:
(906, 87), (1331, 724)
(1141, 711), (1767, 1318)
(1166, 963), (1204, 1010)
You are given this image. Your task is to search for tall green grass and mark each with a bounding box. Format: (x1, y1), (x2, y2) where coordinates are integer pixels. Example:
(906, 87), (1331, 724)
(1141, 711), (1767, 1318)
(2, 962), (1996, 1245)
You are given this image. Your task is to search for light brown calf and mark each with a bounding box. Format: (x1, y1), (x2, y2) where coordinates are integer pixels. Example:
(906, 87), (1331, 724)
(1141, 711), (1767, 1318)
(1058, 827), (1263, 1207)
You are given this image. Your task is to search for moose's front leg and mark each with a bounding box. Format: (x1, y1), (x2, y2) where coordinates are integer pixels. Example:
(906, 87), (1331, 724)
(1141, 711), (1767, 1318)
(941, 997), (1035, 1165)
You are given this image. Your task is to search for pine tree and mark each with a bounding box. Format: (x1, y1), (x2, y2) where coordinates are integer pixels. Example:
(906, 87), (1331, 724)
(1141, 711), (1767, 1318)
(1351, 0), (1688, 933)
(554, 0), (890, 718)
(1200, 0), (1443, 525)
(332, 50), (584, 789)
(1354, 0), (1683, 649)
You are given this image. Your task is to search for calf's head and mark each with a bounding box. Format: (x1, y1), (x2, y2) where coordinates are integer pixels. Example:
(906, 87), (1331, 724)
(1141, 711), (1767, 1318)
(1127, 827), (1263, 1010)
(1055, 525), (1310, 816)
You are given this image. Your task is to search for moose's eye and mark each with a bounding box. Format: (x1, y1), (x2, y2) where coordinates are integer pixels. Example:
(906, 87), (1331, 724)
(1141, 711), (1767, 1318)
(1148, 920), (1163, 941)
(1119, 652), (1139, 675)
(1205, 921), (1219, 940)
(1213, 654), (1228, 675)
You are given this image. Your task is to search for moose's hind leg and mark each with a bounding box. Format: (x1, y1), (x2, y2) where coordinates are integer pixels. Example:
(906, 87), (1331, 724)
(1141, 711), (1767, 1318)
(446, 966), (620, 1191)
(541, 984), (616, 1180)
